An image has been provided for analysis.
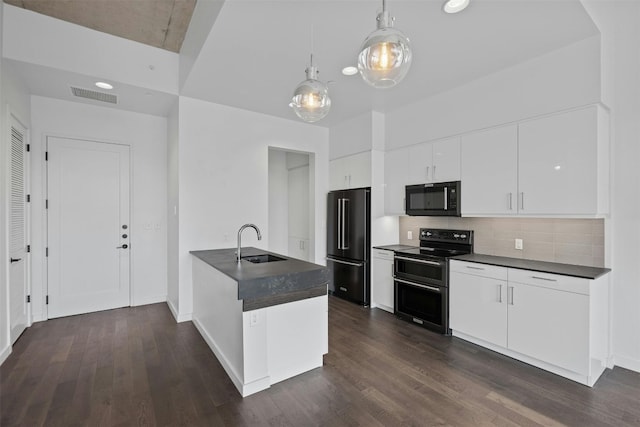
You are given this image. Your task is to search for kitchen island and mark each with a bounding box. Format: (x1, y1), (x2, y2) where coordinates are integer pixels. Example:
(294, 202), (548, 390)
(190, 247), (329, 397)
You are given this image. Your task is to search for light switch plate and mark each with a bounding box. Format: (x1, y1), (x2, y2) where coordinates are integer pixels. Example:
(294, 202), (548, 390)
(407, 231), (413, 240)
(515, 238), (523, 250)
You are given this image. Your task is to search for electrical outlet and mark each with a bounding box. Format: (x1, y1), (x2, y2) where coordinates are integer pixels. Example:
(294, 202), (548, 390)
(407, 231), (413, 240)
(515, 238), (523, 250)
(250, 312), (258, 327)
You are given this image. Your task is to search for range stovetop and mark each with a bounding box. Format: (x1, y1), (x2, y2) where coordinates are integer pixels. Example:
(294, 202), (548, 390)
(397, 228), (474, 260)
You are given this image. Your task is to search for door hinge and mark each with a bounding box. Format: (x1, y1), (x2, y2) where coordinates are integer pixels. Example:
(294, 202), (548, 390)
(46, 295), (49, 305)
(27, 245), (31, 253)
(46, 247), (49, 257)
(45, 151), (49, 161)
(26, 194), (30, 203)
(27, 295), (31, 303)
(26, 144), (30, 152)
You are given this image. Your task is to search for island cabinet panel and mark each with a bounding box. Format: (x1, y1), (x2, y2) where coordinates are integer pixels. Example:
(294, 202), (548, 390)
(190, 249), (329, 397)
(449, 259), (610, 387)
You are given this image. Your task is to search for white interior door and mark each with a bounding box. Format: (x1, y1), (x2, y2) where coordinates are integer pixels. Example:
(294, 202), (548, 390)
(47, 137), (130, 318)
(9, 116), (29, 343)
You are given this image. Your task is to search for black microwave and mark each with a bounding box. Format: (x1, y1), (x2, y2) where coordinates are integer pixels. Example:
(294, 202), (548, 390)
(405, 181), (461, 216)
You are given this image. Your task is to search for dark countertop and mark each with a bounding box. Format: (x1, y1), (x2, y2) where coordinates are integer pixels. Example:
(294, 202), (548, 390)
(452, 254), (611, 280)
(373, 244), (418, 252)
(190, 247), (329, 303)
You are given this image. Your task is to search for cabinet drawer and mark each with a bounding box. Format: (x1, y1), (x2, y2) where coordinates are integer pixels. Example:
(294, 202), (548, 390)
(373, 249), (395, 261)
(450, 260), (507, 280)
(507, 268), (590, 295)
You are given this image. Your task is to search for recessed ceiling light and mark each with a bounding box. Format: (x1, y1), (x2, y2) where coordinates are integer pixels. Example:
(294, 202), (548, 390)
(443, 0), (470, 14)
(342, 66), (358, 76)
(95, 81), (114, 90)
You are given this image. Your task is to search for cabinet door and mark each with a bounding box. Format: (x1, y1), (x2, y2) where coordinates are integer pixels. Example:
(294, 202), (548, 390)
(384, 148), (409, 215)
(348, 151), (372, 189)
(372, 250), (394, 313)
(329, 157), (349, 191)
(507, 282), (589, 375)
(461, 125), (518, 215)
(432, 137), (460, 182)
(450, 272), (507, 347)
(518, 107), (598, 215)
(408, 142), (433, 184)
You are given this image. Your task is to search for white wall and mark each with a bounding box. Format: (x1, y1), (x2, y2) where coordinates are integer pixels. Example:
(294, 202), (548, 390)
(167, 101), (179, 317)
(268, 149), (289, 256)
(175, 96), (329, 321)
(3, 4), (178, 94)
(582, 0), (640, 373)
(329, 112), (374, 160)
(385, 35), (601, 149)
(30, 96), (168, 320)
(0, 0), (8, 364)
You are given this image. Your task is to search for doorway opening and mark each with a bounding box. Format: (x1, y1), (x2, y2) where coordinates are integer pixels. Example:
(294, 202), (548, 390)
(268, 148), (315, 262)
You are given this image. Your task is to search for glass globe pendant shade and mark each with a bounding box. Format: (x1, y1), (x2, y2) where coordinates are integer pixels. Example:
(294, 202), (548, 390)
(358, 8), (412, 88)
(289, 65), (331, 123)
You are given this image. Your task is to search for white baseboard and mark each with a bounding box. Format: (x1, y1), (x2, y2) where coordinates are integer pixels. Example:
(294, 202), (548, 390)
(132, 294), (167, 307)
(192, 315), (268, 397)
(0, 345), (12, 366)
(613, 355), (640, 373)
(166, 300), (192, 323)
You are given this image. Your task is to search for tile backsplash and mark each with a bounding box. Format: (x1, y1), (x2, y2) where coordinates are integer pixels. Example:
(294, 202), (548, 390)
(399, 217), (605, 268)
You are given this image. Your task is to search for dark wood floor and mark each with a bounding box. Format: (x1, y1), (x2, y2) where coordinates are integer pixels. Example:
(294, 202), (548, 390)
(1, 296), (639, 426)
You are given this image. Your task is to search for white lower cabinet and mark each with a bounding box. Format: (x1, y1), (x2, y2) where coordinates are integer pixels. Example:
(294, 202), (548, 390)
(449, 260), (609, 387)
(371, 249), (394, 313)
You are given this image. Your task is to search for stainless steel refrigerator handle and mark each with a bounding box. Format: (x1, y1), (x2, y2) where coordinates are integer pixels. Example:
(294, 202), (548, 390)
(326, 257), (364, 267)
(337, 198), (342, 250)
(395, 256), (441, 266)
(394, 278), (441, 293)
(342, 198), (349, 250)
(444, 186), (448, 210)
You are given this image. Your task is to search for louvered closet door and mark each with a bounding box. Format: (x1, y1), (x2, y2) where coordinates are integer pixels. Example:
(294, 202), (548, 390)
(47, 137), (130, 318)
(9, 117), (29, 344)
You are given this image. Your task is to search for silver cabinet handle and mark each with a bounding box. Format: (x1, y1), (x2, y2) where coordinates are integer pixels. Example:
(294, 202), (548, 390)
(465, 265), (485, 270)
(509, 193), (513, 210)
(433, 165), (436, 180)
(394, 278), (441, 293)
(395, 256), (441, 266)
(426, 166), (430, 181)
(497, 284), (503, 303)
(531, 275), (557, 282)
(508, 286), (514, 305)
(520, 192), (524, 210)
(326, 257), (364, 267)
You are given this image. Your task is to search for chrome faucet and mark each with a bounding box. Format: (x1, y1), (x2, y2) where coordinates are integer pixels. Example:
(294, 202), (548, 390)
(237, 224), (262, 262)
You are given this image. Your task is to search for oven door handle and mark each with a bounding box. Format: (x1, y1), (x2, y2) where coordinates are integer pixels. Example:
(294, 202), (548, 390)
(395, 256), (442, 266)
(394, 278), (441, 293)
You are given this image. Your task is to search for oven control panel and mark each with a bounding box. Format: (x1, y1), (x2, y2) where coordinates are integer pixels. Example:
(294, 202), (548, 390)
(420, 228), (473, 244)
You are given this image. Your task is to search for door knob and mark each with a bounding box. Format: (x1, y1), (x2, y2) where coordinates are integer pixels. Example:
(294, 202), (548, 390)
(117, 244), (128, 249)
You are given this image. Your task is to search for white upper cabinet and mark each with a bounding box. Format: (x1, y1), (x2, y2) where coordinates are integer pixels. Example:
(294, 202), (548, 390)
(461, 125), (518, 215)
(518, 106), (607, 215)
(329, 151), (371, 191)
(384, 148), (409, 215)
(460, 105), (609, 217)
(408, 137), (460, 184)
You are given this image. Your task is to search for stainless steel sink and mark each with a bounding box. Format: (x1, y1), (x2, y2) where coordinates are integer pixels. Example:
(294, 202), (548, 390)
(241, 254), (286, 264)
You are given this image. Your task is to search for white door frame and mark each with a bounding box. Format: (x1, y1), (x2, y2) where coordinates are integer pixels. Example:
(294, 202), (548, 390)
(43, 134), (132, 320)
(8, 111), (31, 342)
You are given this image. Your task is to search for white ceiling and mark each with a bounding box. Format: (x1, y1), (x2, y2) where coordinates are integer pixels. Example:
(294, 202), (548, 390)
(3, 0), (600, 127)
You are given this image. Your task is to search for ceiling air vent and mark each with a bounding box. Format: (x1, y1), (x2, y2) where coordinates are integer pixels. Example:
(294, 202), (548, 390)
(70, 86), (118, 104)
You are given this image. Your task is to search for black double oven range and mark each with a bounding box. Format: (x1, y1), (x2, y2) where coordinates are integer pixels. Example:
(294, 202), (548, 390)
(393, 228), (473, 334)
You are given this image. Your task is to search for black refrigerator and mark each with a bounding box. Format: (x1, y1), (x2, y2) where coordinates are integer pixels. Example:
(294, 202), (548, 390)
(326, 187), (371, 305)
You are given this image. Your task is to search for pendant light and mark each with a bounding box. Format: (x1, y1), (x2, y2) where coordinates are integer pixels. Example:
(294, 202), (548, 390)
(289, 54), (331, 123)
(358, 0), (412, 89)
